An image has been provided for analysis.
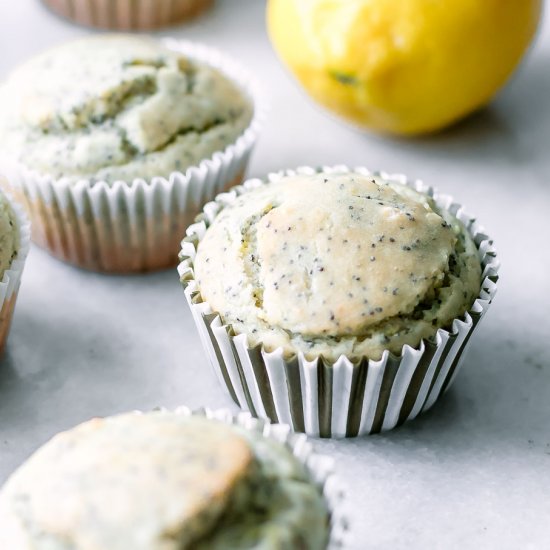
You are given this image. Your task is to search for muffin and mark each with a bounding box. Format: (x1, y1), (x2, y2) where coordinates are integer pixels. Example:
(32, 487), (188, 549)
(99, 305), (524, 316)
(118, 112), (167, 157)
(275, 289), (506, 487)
(179, 166), (499, 437)
(42, 0), (214, 30)
(0, 35), (260, 272)
(0, 408), (347, 549)
(0, 180), (31, 353)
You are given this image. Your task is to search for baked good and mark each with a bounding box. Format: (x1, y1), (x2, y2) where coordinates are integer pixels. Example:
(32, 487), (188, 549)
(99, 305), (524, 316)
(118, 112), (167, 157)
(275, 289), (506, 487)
(179, 167), (498, 437)
(0, 35), (259, 272)
(0, 181), (30, 353)
(42, 0), (214, 30)
(0, 187), (19, 278)
(0, 410), (330, 549)
(193, 171), (481, 361)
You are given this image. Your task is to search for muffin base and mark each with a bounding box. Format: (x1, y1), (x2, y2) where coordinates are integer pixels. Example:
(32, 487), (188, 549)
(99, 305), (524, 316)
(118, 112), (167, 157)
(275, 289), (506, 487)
(0, 295), (18, 355)
(42, 0), (214, 30)
(21, 169), (245, 273)
(179, 166), (499, 438)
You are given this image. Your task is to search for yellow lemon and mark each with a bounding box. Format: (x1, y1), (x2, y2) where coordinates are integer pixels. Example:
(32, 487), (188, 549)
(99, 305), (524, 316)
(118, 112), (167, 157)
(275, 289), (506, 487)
(267, 0), (542, 135)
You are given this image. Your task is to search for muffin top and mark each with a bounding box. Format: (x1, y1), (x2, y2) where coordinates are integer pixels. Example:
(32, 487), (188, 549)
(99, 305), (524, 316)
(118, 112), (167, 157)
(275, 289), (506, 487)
(0, 184), (19, 279)
(193, 172), (482, 361)
(0, 411), (328, 550)
(0, 35), (253, 184)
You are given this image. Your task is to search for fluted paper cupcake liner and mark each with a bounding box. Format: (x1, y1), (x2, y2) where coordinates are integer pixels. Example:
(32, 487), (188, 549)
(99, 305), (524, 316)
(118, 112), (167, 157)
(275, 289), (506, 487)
(178, 166), (499, 438)
(42, 0), (214, 30)
(154, 406), (350, 548)
(0, 189), (31, 354)
(1, 39), (263, 273)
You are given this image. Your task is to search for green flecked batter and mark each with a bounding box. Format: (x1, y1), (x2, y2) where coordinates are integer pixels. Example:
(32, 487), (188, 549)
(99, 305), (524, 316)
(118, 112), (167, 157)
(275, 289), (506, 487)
(0, 412), (329, 550)
(0, 189), (19, 279)
(194, 427), (329, 549)
(194, 172), (482, 361)
(0, 36), (253, 184)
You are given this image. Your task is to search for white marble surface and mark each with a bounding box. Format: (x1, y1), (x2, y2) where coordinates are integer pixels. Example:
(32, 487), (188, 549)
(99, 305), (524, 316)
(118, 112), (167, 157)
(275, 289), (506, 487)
(1, 2), (550, 548)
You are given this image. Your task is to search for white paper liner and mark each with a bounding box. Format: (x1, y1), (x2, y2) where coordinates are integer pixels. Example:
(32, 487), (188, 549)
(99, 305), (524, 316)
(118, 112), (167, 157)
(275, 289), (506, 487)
(151, 406), (350, 548)
(1, 39), (264, 273)
(178, 166), (499, 438)
(0, 188), (31, 352)
(41, 0), (213, 30)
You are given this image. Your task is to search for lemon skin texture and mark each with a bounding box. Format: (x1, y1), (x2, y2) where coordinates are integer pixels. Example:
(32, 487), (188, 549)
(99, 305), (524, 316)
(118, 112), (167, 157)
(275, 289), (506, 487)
(267, 0), (542, 135)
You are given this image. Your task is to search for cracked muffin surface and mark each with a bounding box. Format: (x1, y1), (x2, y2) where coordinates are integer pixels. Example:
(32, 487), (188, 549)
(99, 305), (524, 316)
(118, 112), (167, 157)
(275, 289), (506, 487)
(193, 172), (482, 361)
(0, 35), (253, 184)
(0, 412), (329, 550)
